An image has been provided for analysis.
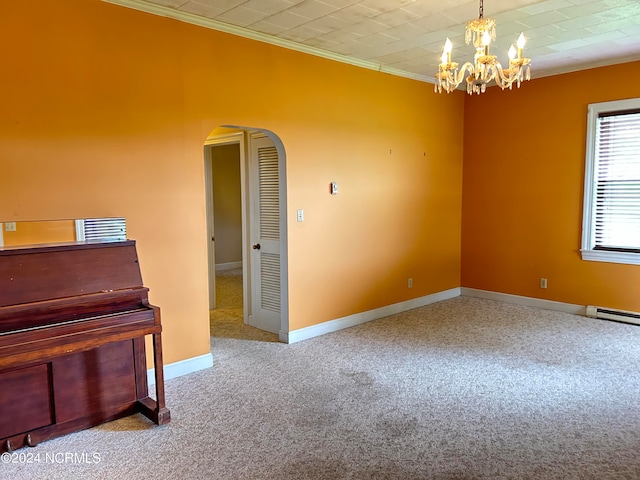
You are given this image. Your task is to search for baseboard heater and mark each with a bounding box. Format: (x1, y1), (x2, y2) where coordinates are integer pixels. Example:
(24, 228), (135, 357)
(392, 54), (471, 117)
(586, 306), (640, 326)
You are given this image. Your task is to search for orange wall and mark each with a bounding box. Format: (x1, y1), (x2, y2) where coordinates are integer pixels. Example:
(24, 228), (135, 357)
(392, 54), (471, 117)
(462, 61), (640, 311)
(0, 0), (464, 362)
(3, 220), (76, 246)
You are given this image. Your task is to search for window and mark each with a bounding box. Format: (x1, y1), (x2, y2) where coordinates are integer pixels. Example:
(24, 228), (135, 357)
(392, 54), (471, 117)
(581, 98), (640, 265)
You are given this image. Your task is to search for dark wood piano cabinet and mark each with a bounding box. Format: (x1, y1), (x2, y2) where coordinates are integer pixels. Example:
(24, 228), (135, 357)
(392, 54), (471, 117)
(0, 240), (170, 453)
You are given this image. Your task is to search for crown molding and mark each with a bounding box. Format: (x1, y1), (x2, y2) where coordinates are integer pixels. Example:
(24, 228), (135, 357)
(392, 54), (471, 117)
(103, 0), (434, 84)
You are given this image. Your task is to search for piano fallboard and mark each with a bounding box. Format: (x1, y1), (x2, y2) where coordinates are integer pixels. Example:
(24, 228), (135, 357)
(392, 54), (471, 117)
(0, 287), (153, 335)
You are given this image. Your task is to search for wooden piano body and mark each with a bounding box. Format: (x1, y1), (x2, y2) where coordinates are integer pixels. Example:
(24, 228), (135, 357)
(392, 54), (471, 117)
(0, 240), (170, 453)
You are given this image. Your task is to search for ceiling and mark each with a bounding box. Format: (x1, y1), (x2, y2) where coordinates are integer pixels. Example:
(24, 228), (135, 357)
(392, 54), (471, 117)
(106, 0), (640, 83)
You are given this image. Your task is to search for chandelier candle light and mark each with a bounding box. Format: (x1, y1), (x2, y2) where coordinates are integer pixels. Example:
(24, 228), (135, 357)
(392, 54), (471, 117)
(435, 0), (531, 94)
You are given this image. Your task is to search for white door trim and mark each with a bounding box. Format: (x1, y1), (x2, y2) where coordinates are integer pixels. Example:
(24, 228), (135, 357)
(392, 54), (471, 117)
(204, 131), (246, 312)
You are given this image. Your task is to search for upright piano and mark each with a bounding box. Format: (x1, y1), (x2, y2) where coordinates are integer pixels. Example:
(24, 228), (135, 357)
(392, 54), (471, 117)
(0, 240), (170, 453)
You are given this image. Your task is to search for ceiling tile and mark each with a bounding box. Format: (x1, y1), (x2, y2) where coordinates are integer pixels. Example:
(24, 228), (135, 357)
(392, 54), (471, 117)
(329, 3), (381, 23)
(518, 0), (575, 15)
(287, 0), (340, 18)
(371, 9), (421, 28)
(149, 0), (190, 7)
(258, 10), (312, 29)
(179, 1), (226, 18)
(517, 10), (572, 29)
(357, 0), (416, 15)
(250, 20), (295, 35)
(304, 14), (352, 32)
(345, 18), (390, 35)
(409, 12), (459, 31)
(358, 31), (402, 47)
(383, 23), (429, 41)
(217, 6), (271, 26)
(241, 0), (299, 15)
(186, 0), (246, 12)
(592, 17), (640, 34)
(318, 0), (361, 7)
(316, 27), (366, 44)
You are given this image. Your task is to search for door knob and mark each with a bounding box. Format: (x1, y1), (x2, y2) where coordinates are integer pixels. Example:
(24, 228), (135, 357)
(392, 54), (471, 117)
(252, 243), (261, 250)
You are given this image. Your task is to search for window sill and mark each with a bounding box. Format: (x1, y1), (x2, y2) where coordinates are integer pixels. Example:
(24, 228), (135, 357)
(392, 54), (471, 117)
(581, 249), (640, 265)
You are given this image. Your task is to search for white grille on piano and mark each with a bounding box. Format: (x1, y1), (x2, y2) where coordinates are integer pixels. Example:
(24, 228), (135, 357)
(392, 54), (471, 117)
(76, 218), (127, 242)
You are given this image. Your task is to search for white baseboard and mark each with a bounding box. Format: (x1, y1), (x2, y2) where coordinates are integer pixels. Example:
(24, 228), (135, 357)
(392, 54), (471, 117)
(461, 287), (586, 316)
(284, 287), (461, 344)
(215, 261), (242, 271)
(148, 352), (213, 386)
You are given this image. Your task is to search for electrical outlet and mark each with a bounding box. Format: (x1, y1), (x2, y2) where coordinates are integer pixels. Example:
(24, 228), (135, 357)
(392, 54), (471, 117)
(540, 278), (548, 289)
(4, 222), (16, 232)
(408, 278), (413, 288)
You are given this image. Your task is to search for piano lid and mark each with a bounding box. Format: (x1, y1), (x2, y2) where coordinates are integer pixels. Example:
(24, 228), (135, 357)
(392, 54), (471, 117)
(0, 240), (144, 308)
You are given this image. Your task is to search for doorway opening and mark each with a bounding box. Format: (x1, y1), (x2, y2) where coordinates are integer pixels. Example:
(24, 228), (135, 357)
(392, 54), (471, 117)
(204, 127), (289, 343)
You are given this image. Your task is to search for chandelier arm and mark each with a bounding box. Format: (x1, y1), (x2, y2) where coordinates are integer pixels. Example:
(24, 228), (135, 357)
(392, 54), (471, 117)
(436, 61), (477, 92)
(493, 63), (516, 88)
(451, 62), (476, 89)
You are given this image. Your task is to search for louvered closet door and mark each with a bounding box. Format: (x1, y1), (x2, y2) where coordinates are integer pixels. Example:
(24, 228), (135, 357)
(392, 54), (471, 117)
(249, 134), (281, 334)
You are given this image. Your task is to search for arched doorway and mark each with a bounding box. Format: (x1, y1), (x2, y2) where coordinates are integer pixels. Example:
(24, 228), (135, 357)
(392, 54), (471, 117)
(204, 126), (289, 341)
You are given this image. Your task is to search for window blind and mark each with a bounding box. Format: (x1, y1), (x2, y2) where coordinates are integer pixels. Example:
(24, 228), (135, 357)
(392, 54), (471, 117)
(593, 110), (640, 252)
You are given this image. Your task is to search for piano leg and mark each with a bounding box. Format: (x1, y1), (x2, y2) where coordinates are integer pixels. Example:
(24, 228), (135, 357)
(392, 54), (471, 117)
(151, 331), (170, 425)
(134, 330), (170, 425)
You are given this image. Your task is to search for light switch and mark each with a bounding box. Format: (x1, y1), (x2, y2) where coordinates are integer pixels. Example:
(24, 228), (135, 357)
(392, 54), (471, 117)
(330, 182), (338, 195)
(297, 209), (304, 222)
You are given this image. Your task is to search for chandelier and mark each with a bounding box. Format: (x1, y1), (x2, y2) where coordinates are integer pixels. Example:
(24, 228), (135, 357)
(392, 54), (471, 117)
(435, 0), (531, 94)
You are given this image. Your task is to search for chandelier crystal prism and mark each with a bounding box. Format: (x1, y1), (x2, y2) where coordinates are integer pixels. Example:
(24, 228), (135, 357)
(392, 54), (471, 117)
(435, 0), (531, 95)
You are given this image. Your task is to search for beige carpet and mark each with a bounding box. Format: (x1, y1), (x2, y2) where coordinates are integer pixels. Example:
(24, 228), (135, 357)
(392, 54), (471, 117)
(4, 272), (640, 479)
